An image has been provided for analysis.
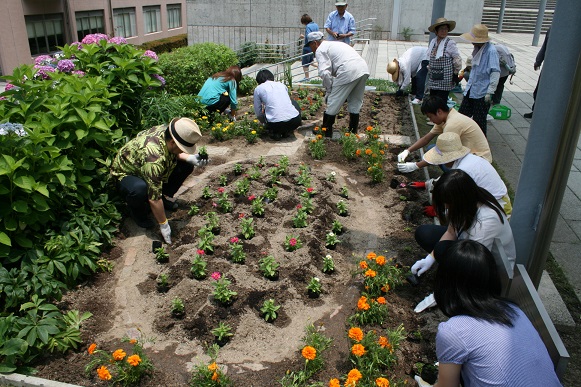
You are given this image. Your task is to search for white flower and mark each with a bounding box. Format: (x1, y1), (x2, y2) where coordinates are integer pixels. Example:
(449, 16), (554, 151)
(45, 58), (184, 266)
(327, 232), (335, 237)
(325, 254), (332, 259)
(314, 277), (320, 282)
(330, 171), (336, 176)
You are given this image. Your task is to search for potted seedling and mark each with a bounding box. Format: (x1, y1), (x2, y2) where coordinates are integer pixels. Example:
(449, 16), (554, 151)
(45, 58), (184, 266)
(340, 186), (349, 198)
(233, 163), (243, 175)
(154, 247), (169, 264)
(157, 273), (170, 293)
(322, 254), (335, 274)
(229, 237), (246, 264)
(205, 212), (221, 235)
(211, 277), (237, 307)
(325, 231), (341, 250)
(188, 204), (200, 216)
(260, 299), (281, 323)
(250, 196), (265, 217)
(307, 277), (322, 298)
(332, 219), (344, 235)
(337, 199), (349, 216)
(284, 235), (302, 252)
(258, 255), (280, 281)
(240, 217), (255, 240)
(263, 186), (278, 203)
(211, 322), (233, 347)
(171, 297), (185, 318)
(190, 252), (207, 280)
(198, 146), (208, 161)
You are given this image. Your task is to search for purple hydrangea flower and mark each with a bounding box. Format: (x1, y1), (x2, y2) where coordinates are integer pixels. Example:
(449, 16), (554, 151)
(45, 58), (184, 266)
(33, 65), (56, 80)
(4, 83), (15, 91)
(152, 74), (166, 86)
(143, 50), (159, 61)
(72, 70), (86, 77)
(34, 55), (54, 66)
(57, 59), (75, 73)
(81, 33), (109, 44)
(108, 36), (127, 45)
(70, 42), (83, 50)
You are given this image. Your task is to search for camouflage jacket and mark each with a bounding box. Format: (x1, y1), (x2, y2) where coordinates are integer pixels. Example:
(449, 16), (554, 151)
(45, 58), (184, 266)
(110, 125), (177, 200)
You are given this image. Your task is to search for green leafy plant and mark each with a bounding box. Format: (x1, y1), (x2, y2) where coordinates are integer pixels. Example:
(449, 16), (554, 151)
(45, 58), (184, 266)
(307, 277), (322, 295)
(325, 232), (341, 248)
(190, 251), (207, 280)
(300, 197), (314, 214)
(211, 277), (237, 305)
(201, 186), (213, 199)
(263, 186), (278, 202)
(85, 336), (154, 386)
(250, 196), (265, 216)
(211, 322), (234, 343)
(171, 297), (185, 317)
(233, 163), (244, 175)
(216, 189), (232, 213)
(332, 220), (344, 234)
(308, 136), (326, 160)
(239, 217), (255, 240)
(340, 186), (349, 198)
(156, 273), (169, 292)
(260, 299), (281, 322)
(284, 235), (302, 252)
(258, 255), (280, 279)
(228, 237), (246, 263)
(238, 75), (258, 96)
(337, 200), (349, 216)
(322, 254), (335, 274)
(154, 247), (170, 264)
(197, 226), (215, 254)
(188, 205), (200, 216)
(248, 166), (262, 180)
(219, 175), (228, 186)
(339, 131), (360, 159)
(401, 26), (413, 41)
(233, 178), (250, 196)
(292, 207), (308, 228)
(190, 344), (233, 386)
(205, 211), (221, 234)
(326, 171), (337, 182)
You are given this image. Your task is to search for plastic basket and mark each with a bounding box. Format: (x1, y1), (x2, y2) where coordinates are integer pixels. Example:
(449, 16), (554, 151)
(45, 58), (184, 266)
(489, 105), (512, 120)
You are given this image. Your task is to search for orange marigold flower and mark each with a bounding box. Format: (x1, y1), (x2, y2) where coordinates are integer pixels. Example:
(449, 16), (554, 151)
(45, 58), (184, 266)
(127, 354), (141, 367)
(359, 260), (368, 269)
(357, 296), (370, 311)
(329, 378), (341, 387)
(382, 283), (391, 292)
(355, 149), (361, 156)
(302, 345), (317, 360)
(312, 139), (317, 143)
(317, 134), (323, 139)
(97, 365), (112, 381)
(356, 134), (361, 139)
(380, 150), (385, 155)
(376, 377), (390, 387)
(375, 255), (386, 266)
(366, 252), (377, 260)
(208, 362), (218, 371)
(88, 343), (97, 355)
(322, 127), (327, 132)
(373, 134), (378, 138)
(129, 339), (137, 344)
(348, 368), (363, 382)
(345, 132), (350, 137)
(377, 296), (387, 304)
(365, 148), (372, 155)
(365, 269), (376, 278)
(314, 127), (319, 132)
(378, 336), (390, 348)
(211, 372), (219, 381)
(112, 349), (126, 361)
(348, 327), (364, 342)
(366, 126), (373, 131)
(351, 343), (366, 357)
(367, 167), (372, 172)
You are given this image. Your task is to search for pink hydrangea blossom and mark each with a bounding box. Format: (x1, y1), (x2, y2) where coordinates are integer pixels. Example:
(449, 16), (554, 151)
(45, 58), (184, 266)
(69, 42), (83, 50)
(211, 272), (221, 280)
(143, 50), (159, 61)
(33, 65), (56, 80)
(57, 59), (75, 73)
(34, 55), (53, 66)
(81, 33), (109, 44)
(230, 237), (239, 244)
(72, 70), (85, 77)
(212, 202), (218, 207)
(108, 36), (127, 45)
(4, 83), (16, 91)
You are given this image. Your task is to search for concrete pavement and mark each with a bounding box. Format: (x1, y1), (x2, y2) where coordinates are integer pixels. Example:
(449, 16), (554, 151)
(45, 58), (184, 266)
(366, 32), (578, 327)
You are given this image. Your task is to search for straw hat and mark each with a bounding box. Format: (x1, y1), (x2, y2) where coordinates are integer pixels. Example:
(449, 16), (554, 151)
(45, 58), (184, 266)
(428, 18), (456, 33)
(460, 24), (491, 43)
(423, 132), (471, 165)
(168, 117), (202, 154)
(335, 1), (347, 6)
(386, 59), (400, 82)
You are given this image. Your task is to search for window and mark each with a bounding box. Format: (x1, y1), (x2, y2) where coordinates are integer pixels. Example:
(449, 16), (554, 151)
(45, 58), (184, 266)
(113, 8), (137, 38)
(167, 4), (182, 29)
(143, 6), (161, 34)
(25, 14), (65, 56)
(76, 10), (105, 41)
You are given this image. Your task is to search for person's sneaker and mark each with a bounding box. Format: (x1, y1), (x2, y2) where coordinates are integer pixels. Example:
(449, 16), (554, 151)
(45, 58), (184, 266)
(524, 112), (533, 119)
(486, 114), (494, 121)
(411, 98), (422, 105)
(162, 196), (179, 211)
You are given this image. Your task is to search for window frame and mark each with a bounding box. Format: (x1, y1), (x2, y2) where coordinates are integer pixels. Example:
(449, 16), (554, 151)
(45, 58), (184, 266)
(167, 3), (182, 30)
(25, 13), (65, 56)
(143, 5), (162, 34)
(75, 10), (105, 42)
(113, 7), (137, 38)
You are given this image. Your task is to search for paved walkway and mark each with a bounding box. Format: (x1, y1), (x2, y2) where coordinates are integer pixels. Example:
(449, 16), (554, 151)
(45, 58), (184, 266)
(367, 32), (579, 326)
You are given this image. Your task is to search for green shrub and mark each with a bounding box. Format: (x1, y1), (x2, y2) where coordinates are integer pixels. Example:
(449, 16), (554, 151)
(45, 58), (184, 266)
(158, 43), (239, 96)
(138, 34), (187, 54)
(238, 75), (257, 96)
(140, 92), (207, 130)
(237, 42), (259, 68)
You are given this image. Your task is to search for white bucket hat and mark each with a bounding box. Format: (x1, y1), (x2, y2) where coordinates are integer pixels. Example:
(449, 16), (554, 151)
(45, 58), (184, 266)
(168, 117), (202, 154)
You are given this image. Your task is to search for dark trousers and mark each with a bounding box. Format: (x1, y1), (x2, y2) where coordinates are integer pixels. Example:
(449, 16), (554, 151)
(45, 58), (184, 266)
(492, 75), (509, 105)
(118, 160), (194, 217)
(415, 224), (454, 261)
(531, 71), (541, 111)
(458, 89), (489, 136)
(414, 60), (429, 100)
(206, 94), (230, 114)
(265, 100), (302, 137)
(429, 89), (451, 103)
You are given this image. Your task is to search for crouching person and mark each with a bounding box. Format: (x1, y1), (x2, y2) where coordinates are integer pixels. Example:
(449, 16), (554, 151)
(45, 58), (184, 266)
(110, 117), (207, 243)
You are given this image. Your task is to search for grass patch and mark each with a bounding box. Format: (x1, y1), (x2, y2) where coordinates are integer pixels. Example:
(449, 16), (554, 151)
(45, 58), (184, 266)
(545, 253), (581, 322)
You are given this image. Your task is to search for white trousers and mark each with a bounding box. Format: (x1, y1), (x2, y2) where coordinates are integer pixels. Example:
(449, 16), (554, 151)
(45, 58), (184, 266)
(325, 74), (369, 116)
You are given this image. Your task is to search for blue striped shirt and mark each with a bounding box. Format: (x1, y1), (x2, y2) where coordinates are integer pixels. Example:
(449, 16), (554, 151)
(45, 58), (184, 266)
(464, 42), (500, 99)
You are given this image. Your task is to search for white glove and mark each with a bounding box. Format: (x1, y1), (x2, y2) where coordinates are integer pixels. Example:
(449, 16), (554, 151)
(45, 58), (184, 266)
(397, 162), (419, 173)
(186, 154), (208, 167)
(411, 254), (436, 276)
(397, 149), (410, 162)
(159, 220), (172, 244)
(414, 293), (437, 313)
(414, 374), (434, 387)
(484, 94), (492, 104)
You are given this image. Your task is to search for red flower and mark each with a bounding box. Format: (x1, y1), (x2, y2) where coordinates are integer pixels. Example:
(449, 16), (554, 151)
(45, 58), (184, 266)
(239, 213), (245, 218)
(289, 238), (297, 246)
(230, 237), (239, 244)
(218, 187), (225, 193)
(196, 249), (205, 255)
(307, 187), (314, 193)
(296, 204), (302, 209)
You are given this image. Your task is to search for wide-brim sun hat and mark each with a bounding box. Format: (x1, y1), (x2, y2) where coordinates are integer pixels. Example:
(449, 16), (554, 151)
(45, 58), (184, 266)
(335, 1), (347, 5)
(307, 31), (324, 43)
(423, 132), (471, 165)
(386, 59), (400, 82)
(460, 24), (490, 43)
(169, 117), (202, 154)
(428, 17), (456, 33)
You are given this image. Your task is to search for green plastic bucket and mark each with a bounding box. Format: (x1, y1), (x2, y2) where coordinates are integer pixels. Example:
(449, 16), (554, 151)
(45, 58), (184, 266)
(489, 105), (512, 120)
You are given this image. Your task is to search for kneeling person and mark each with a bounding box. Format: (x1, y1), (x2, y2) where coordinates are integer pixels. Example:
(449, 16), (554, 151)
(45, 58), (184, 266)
(253, 69), (302, 140)
(110, 118), (207, 243)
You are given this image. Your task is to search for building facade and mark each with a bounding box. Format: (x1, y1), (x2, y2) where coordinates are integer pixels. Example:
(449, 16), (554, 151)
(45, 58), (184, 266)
(0, 0), (186, 75)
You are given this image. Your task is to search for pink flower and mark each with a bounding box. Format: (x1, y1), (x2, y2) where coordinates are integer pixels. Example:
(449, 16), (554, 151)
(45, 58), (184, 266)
(143, 50), (159, 61)
(218, 187), (225, 193)
(307, 188), (314, 193)
(34, 55), (53, 66)
(248, 195), (256, 201)
(296, 204), (302, 209)
(212, 202), (218, 207)
(4, 83), (15, 91)
(289, 238), (297, 246)
(230, 237), (239, 244)
(211, 272), (221, 280)
(108, 36), (127, 44)
(81, 33), (108, 44)
(196, 249), (205, 255)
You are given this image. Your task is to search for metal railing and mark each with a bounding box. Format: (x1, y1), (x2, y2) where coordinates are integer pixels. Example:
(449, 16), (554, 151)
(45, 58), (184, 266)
(353, 17), (377, 43)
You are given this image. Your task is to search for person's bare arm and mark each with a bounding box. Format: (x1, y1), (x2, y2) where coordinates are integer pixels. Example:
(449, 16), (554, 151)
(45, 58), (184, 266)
(149, 199), (167, 223)
(434, 363), (462, 387)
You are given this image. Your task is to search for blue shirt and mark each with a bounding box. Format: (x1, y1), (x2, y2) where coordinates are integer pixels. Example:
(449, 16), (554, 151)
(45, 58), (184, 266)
(464, 42), (500, 99)
(304, 22), (319, 47)
(198, 76), (238, 110)
(437, 306), (562, 387)
(324, 10), (356, 45)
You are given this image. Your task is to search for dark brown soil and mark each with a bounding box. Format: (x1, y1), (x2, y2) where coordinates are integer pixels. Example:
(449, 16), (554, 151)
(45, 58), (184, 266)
(32, 92), (444, 386)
